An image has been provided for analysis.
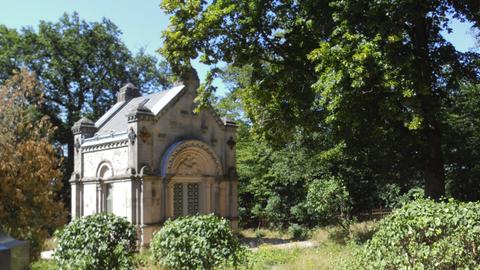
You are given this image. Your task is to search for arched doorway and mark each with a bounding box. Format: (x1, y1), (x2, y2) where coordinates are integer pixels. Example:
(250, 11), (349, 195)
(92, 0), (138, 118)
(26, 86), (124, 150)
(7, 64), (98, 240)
(161, 140), (223, 218)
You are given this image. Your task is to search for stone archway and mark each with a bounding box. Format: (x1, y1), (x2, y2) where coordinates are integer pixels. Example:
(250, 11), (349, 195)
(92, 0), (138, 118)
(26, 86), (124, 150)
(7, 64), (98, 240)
(161, 140), (223, 218)
(97, 162), (113, 179)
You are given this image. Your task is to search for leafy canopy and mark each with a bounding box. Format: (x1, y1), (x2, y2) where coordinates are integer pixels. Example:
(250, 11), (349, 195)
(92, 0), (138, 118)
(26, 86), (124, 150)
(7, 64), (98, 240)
(160, 0), (480, 199)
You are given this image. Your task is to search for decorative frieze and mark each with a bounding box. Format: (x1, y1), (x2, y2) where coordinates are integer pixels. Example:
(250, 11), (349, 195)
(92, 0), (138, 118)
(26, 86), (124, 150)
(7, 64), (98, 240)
(82, 139), (129, 153)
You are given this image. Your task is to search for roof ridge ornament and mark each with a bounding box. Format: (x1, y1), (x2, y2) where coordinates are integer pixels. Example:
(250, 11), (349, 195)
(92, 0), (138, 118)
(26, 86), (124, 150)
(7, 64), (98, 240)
(178, 67), (199, 91)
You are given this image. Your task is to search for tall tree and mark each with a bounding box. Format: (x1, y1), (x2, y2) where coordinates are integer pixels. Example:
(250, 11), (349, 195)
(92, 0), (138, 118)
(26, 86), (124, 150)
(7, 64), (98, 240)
(160, 0), (480, 200)
(443, 82), (480, 200)
(0, 13), (173, 206)
(0, 70), (67, 259)
(309, 0), (479, 199)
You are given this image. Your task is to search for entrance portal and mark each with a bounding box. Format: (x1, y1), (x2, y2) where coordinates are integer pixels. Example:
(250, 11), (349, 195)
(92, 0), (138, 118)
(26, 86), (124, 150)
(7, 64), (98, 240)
(162, 140), (223, 218)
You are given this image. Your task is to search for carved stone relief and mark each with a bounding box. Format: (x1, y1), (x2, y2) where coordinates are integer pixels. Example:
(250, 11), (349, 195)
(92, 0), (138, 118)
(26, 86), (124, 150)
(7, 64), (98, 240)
(175, 156), (202, 176)
(139, 126), (151, 143)
(165, 140), (223, 176)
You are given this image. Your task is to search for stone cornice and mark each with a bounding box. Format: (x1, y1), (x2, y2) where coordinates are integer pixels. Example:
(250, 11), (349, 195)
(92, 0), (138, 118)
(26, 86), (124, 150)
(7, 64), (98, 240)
(81, 139), (128, 153)
(127, 112), (155, 123)
(81, 174), (136, 183)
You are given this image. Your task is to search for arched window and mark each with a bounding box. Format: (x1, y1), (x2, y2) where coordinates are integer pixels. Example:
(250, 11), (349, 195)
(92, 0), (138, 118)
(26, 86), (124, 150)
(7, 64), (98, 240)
(97, 162), (114, 213)
(105, 184), (114, 213)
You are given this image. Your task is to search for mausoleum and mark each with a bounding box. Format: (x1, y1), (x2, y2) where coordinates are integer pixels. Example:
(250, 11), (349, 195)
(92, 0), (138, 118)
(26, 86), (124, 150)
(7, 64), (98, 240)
(70, 72), (238, 246)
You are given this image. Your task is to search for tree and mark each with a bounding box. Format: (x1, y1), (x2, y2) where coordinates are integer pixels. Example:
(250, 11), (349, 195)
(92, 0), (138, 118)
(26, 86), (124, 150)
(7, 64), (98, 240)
(443, 83), (480, 200)
(309, 0), (479, 200)
(159, 0), (480, 200)
(0, 70), (67, 259)
(0, 13), (173, 206)
(216, 65), (411, 226)
(0, 25), (22, 82)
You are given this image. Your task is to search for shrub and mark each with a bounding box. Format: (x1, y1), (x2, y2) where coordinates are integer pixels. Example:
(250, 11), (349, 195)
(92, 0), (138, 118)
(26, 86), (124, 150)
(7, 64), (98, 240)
(54, 213), (137, 270)
(150, 214), (247, 270)
(346, 198), (480, 269)
(378, 184), (425, 209)
(306, 177), (351, 229)
(288, 223), (310, 240)
(264, 194), (287, 227)
(255, 228), (267, 238)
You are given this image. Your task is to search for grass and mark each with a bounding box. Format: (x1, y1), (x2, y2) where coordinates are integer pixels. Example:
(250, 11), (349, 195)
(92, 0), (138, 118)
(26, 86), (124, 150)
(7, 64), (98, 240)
(30, 221), (377, 270)
(30, 259), (58, 270)
(242, 222), (376, 270)
(245, 243), (357, 270)
(240, 228), (290, 239)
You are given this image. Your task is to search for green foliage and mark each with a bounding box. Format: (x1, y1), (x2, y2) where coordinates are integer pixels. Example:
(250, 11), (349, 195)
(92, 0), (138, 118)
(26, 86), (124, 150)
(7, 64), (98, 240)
(150, 214), (247, 270)
(444, 83), (480, 201)
(30, 259), (59, 270)
(306, 177), (351, 228)
(288, 224), (310, 240)
(378, 185), (425, 209)
(254, 228), (267, 238)
(219, 84), (380, 227)
(174, 0), (480, 229)
(54, 213), (137, 270)
(346, 199), (480, 269)
(160, 0), (480, 204)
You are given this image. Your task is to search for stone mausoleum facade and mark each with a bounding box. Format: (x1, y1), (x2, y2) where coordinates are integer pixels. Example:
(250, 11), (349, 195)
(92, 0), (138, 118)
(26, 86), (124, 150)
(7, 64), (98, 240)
(70, 75), (238, 246)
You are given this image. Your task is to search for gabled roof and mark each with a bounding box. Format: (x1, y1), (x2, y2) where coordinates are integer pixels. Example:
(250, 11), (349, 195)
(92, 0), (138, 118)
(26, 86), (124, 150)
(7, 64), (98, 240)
(95, 85), (185, 135)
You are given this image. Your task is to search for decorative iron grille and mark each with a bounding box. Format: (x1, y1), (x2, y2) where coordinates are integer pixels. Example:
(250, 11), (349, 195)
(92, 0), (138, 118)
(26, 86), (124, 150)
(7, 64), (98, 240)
(173, 183), (183, 217)
(187, 183), (199, 215)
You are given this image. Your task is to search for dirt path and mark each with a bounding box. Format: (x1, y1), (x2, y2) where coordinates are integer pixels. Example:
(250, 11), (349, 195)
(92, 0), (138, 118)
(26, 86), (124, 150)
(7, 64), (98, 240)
(240, 235), (319, 251)
(262, 240), (317, 249)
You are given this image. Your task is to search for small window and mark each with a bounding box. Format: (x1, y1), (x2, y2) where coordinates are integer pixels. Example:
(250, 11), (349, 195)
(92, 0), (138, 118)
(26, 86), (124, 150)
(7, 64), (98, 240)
(105, 184), (114, 213)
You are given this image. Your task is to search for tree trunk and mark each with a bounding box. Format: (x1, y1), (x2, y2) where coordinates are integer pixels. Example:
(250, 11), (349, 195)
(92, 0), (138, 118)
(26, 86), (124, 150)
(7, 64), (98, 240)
(62, 115), (75, 214)
(412, 8), (446, 200)
(420, 98), (446, 200)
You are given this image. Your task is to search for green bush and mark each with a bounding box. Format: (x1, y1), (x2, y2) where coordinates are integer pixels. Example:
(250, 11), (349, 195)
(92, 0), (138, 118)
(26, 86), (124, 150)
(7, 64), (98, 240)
(254, 228), (267, 238)
(378, 184), (425, 209)
(54, 213), (137, 270)
(288, 223), (309, 240)
(150, 214), (247, 270)
(346, 198), (480, 269)
(306, 177), (351, 228)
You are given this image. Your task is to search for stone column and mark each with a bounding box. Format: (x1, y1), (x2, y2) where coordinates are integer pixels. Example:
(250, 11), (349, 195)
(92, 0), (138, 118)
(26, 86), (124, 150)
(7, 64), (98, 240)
(223, 118), (238, 230)
(70, 173), (82, 219)
(71, 117), (97, 218)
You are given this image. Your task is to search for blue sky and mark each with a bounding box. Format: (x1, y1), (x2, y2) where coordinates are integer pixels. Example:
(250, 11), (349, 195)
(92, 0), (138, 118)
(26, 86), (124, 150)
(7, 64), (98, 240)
(1, 0), (478, 95)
